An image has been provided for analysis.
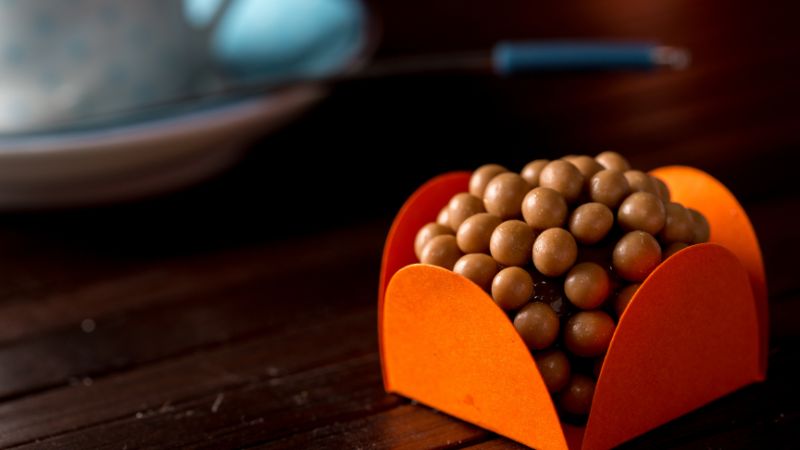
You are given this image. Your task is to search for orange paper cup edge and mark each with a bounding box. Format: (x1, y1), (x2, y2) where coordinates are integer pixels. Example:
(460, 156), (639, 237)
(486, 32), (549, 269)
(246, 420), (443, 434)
(650, 165), (768, 377)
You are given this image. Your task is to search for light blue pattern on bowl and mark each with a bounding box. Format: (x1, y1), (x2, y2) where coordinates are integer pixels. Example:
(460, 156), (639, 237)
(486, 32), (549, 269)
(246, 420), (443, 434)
(0, 0), (366, 135)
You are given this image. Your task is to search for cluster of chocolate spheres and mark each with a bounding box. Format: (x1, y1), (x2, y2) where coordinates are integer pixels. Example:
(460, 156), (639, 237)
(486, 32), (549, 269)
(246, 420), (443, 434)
(413, 151), (710, 419)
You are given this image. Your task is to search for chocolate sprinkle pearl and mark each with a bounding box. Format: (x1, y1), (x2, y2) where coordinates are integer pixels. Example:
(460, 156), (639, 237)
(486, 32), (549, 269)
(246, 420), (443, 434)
(617, 192), (667, 235)
(564, 262), (611, 310)
(492, 266), (534, 310)
(514, 302), (560, 350)
(589, 169), (630, 209)
(414, 222), (453, 260)
(660, 202), (695, 244)
(454, 253), (498, 291)
(469, 164), (508, 197)
(436, 206), (452, 229)
(613, 231), (662, 282)
(420, 235), (463, 270)
(564, 155), (604, 180)
(490, 220), (535, 266)
(522, 187), (568, 230)
(535, 349), (571, 393)
(568, 203), (614, 245)
(664, 242), (689, 259)
(688, 208), (711, 243)
(564, 311), (616, 357)
(624, 170), (659, 195)
(521, 159), (550, 187)
(612, 283), (640, 318)
(539, 160), (584, 203)
(652, 176), (671, 202)
(559, 374), (596, 416)
(447, 193), (486, 230)
(595, 151), (631, 172)
(533, 228), (578, 277)
(457, 213), (502, 254)
(483, 173), (530, 219)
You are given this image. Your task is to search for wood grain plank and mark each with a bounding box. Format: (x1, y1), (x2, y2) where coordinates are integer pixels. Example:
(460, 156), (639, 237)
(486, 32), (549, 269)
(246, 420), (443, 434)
(0, 226), (384, 400)
(0, 307), (382, 448)
(255, 404), (488, 450)
(0, 221), (386, 345)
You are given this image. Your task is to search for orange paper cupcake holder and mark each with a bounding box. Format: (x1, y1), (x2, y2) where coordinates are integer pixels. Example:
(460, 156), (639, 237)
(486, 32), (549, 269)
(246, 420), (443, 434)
(378, 167), (767, 450)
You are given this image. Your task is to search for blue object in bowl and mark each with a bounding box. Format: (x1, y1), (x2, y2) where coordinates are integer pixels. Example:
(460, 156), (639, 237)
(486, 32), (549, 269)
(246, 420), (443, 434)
(184, 0), (367, 83)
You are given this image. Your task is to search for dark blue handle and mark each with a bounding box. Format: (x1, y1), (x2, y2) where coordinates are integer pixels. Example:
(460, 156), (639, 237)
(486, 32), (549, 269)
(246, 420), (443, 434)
(493, 42), (660, 75)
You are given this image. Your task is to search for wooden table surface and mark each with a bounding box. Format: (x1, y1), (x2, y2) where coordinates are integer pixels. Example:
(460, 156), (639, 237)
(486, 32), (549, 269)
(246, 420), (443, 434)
(1, 1), (799, 448)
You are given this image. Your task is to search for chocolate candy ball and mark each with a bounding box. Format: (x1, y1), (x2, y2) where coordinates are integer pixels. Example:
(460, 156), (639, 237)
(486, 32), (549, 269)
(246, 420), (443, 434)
(539, 160), (584, 203)
(659, 202), (694, 244)
(564, 311), (616, 357)
(420, 235), (463, 270)
(535, 349), (571, 393)
(457, 213), (502, 254)
(469, 164), (508, 197)
(568, 203), (614, 245)
(514, 302), (560, 350)
(564, 155), (604, 180)
(521, 159), (550, 187)
(613, 231), (662, 282)
(436, 206), (451, 229)
(589, 169), (630, 209)
(688, 208), (711, 243)
(454, 253), (498, 291)
(663, 242), (689, 259)
(415, 222), (453, 259)
(612, 283), (639, 317)
(447, 193), (486, 230)
(559, 374), (596, 416)
(533, 228), (578, 277)
(595, 151), (631, 172)
(624, 170), (659, 195)
(483, 173), (530, 219)
(652, 176), (671, 202)
(564, 262), (611, 310)
(490, 220), (535, 266)
(522, 187), (568, 230)
(492, 266), (534, 310)
(617, 192), (667, 235)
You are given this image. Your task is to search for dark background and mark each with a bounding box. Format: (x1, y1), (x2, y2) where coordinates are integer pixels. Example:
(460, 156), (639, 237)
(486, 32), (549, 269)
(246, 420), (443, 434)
(1, 1), (799, 448)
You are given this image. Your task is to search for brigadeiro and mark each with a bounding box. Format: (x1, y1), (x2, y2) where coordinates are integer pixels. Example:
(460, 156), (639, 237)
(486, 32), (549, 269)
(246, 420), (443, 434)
(514, 302), (560, 350)
(457, 213), (503, 254)
(564, 311), (616, 357)
(470, 164), (508, 197)
(483, 173), (530, 219)
(521, 159), (550, 187)
(613, 231), (662, 282)
(420, 234), (463, 270)
(492, 266), (535, 310)
(617, 192), (666, 235)
(589, 169), (630, 209)
(490, 220), (535, 267)
(412, 151), (712, 421)
(454, 253), (498, 292)
(447, 193), (486, 230)
(522, 187), (568, 230)
(564, 262), (611, 310)
(559, 374), (596, 416)
(414, 223), (453, 260)
(533, 228), (577, 277)
(539, 160), (584, 203)
(535, 349), (572, 393)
